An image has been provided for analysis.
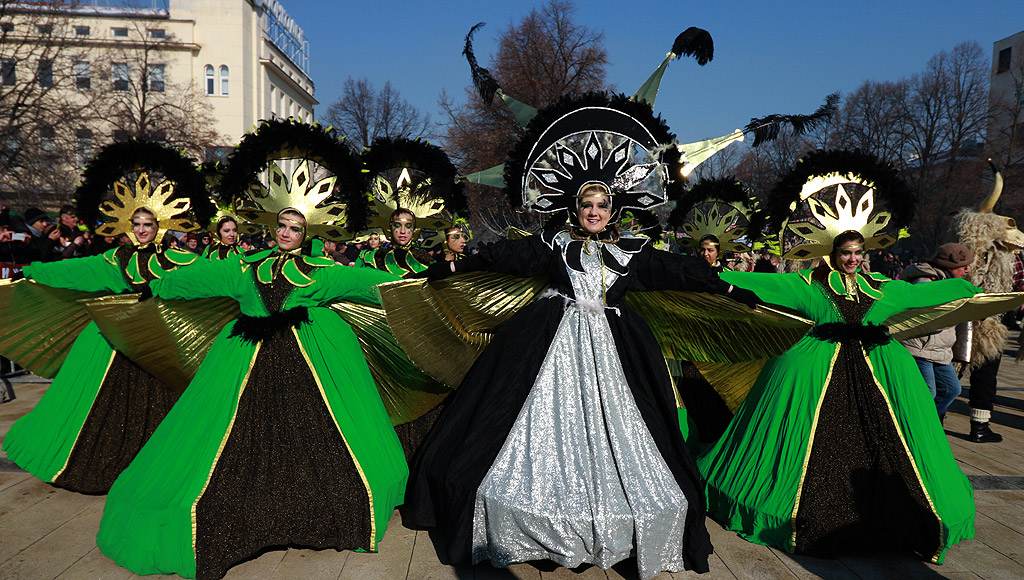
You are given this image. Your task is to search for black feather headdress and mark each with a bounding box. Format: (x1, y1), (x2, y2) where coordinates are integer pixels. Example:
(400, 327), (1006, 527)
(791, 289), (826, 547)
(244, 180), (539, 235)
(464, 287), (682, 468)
(75, 140), (213, 231)
(217, 118), (366, 236)
(356, 137), (467, 232)
(502, 92), (682, 222)
(752, 149), (914, 260)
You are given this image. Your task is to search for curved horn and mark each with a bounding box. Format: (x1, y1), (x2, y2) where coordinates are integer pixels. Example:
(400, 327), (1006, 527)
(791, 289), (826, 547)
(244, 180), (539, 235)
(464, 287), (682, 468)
(979, 159), (1003, 213)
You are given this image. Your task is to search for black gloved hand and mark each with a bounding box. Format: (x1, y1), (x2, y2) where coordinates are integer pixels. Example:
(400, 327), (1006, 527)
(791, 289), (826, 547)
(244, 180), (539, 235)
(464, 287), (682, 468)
(727, 286), (761, 309)
(423, 260), (456, 282)
(138, 285), (154, 301)
(8, 271), (24, 281)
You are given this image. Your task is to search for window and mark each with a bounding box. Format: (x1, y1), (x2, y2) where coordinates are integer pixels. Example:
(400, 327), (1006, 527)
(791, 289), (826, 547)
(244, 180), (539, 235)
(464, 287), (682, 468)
(74, 61), (90, 90)
(75, 128), (93, 167)
(36, 24), (52, 35)
(1, 23), (13, 34)
(112, 129), (130, 142)
(38, 125), (55, 155)
(74, 25), (90, 36)
(998, 47), (1012, 74)
(204, 64), (214, 95)
(36, 59), (52, 87)
(148, 29), (165, 39)
(112, 62), (128, 91)
(219, 65), (229, 95)
(146, 64), (164, 93)
(1, 58), (15, 86)
(111, 27), (128, 38)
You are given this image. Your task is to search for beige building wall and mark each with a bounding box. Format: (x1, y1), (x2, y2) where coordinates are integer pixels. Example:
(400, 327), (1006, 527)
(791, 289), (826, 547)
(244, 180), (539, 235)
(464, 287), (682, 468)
(989, 30), (1024, 150)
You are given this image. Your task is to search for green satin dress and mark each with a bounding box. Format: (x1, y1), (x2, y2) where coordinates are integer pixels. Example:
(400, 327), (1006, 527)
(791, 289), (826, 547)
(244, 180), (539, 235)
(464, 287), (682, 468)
(97, 250), (407, 580)
(699, 267), (979, 563)
(3, 245), (197, 493)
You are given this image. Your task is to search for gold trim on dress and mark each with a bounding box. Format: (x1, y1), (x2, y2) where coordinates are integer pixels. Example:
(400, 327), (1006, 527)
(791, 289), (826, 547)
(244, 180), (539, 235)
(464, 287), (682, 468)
(861, 348), (946, 563)
(190, 343), (262, 556)
(788, 342), (841, 550)
(51, 348), (118, 482)
(292, 328), (377, 550)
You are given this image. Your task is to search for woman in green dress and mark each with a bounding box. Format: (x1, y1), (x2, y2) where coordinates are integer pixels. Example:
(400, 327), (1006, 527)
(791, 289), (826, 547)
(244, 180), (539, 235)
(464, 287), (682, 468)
(698, 152), (979, 563)
(2, 144), (210, 493)
(97, 205), (407, 580)
(201, 215), (242, 260)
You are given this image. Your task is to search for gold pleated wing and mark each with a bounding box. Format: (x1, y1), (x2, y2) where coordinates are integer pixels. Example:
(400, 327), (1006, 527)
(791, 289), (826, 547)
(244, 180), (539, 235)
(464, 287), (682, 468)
(623, 290), (813, 362)
(886, 292), (1024, 341)
(380, 272), (812, 390)
(84, 294), (240, 395)
(379, 272), (550, 388)
(0, 279), (107, 378)
(691, 360), (769, 413)
(328, 302), (451, 426)
(83, 291), (448, 426)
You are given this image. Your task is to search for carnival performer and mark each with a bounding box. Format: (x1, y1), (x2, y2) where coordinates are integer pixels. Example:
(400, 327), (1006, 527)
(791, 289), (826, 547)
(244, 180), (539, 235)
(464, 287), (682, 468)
(97, 142), (408, 579)
(440, 221), (469, 261)
(698, 150), (983, 563)
(399, 93), (760, 579)
(201, 214), (242, 260)
(0, 141), (212, 494)
(354, 137), (462, 277)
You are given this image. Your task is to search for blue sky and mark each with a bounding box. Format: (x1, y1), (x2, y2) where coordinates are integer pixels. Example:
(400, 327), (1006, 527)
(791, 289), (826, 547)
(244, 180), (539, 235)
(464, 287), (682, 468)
(282, 0), (1022, 146)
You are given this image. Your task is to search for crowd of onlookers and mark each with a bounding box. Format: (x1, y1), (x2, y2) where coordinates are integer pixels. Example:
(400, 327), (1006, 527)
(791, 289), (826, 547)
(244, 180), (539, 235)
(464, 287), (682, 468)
(0, 204), (464, 271)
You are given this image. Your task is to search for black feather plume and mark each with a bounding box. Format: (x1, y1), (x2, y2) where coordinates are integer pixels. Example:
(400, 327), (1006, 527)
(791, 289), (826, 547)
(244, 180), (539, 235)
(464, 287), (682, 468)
(672, 27), (714, 66)
(744, 93), (840, 147)
(463, 22), (500, 104)
(74, 140), (213, 229)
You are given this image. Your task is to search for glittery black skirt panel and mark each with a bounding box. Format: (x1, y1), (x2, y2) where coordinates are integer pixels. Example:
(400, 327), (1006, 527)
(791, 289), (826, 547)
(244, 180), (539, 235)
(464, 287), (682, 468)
(793, 341), (940, 558)
(394, 401), (446, 463)
(400, 298), (567, 564)
(53, 352), (179, 494)
(193, 331), (371, 580)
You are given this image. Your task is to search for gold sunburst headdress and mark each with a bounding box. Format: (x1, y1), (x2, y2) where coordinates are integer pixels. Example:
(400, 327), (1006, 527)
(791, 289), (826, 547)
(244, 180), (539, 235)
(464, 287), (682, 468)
(753, 149), (915, 263)
(74, 140), (213, 244)
(668, 177), (754, 254)
(218, 119), (364, 242)
(358, 137), (467, 238)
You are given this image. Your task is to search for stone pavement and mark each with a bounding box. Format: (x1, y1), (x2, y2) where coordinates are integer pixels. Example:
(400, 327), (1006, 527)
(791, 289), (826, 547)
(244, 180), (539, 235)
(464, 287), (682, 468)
(1, 347), (1022, 580)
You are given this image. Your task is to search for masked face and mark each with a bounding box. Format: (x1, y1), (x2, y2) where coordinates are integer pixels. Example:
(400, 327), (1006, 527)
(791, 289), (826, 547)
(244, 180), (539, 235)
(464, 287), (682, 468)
(446, 230), (467, 253)
(834, 239), (865, 274)
(219, 220), (238, 245)
(577, 192), (611, 235)
(131, 211), (158, 245)
(275, 211), (306, 251)
(699, 242), (719, 265)
(391, 212), (415, 247)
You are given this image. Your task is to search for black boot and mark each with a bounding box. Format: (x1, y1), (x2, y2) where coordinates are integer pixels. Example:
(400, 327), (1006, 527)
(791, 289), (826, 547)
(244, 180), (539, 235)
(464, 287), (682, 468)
(939, 413), (946, 426)
(969, 421), (1003, 443)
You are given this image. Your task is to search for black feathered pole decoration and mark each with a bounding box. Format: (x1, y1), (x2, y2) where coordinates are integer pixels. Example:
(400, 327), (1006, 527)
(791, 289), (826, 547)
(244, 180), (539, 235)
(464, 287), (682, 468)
(463, 22), (500, 104)
(743, 93), (840, 146)
(672, 27), (714, 65)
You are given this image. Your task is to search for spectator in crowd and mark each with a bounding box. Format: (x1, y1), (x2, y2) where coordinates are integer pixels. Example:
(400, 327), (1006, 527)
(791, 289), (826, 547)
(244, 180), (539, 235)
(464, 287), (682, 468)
(239, 235), (255, 252)
(19, 207), (61, 262)
(322, 239), (350, 265)
(184, 234), (200, 253)
(900, 243), (973, 422)
(0, 208), (35, 265)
